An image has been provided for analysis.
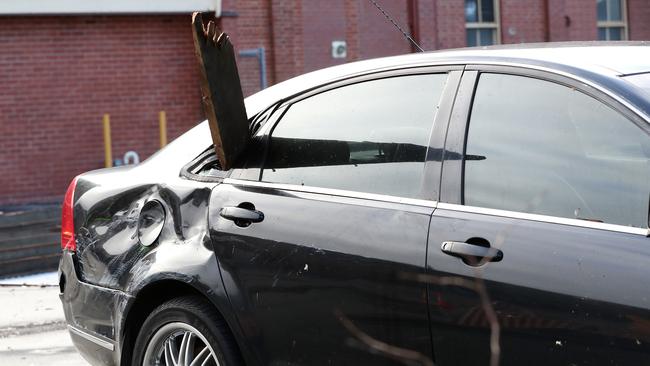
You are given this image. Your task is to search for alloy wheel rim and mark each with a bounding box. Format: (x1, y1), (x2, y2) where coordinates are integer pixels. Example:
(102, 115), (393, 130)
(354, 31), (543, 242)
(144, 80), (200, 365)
(143, 322), (220, 366)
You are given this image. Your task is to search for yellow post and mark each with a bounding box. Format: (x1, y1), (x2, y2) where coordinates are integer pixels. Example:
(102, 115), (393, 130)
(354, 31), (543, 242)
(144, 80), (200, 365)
(102, 114), (112, 168)
(159, 110), (168, 148)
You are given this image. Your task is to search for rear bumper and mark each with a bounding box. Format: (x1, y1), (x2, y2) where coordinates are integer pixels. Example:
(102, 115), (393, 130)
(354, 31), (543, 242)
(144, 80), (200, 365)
(58, 251), (131, 366)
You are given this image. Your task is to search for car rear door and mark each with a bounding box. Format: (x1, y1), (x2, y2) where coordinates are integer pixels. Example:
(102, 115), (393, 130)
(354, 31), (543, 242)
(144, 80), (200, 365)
(427, 68), (650, 365)
(209, 68), (462, 365)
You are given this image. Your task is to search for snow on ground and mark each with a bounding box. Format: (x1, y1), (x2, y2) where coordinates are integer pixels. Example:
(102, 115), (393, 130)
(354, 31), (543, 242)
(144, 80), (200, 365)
(0, 286), (64, 330)
(0, 271), (58, 286)
(0, 275), (88, 365)
(0, 328), (88, 366)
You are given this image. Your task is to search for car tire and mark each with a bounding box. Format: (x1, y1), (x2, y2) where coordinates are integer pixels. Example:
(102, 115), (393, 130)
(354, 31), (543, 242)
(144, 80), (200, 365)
(131, 296), (242, 366)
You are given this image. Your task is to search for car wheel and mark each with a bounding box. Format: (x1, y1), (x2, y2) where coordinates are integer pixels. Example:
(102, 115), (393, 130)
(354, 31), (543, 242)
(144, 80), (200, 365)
(132, 296), (242, 366)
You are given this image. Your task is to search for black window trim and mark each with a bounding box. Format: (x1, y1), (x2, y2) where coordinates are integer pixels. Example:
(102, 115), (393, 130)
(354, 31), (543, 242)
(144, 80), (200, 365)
(441, 64), (650, 235)
(276, 65), (464, 109)
(181, 65), (465, 185)
(224, 177), (438, 211)
(465, 64), (650, 132)
(437, 202), (649, 236)
(179, 102), (283, 183)
(258, 65), (464, 202)
(180, 146), (229, 182)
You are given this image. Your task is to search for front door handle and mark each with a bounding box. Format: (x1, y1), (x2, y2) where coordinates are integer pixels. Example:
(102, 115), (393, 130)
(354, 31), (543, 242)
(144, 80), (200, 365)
(441, 241), (503, 265)
(220, 206), (264, 227)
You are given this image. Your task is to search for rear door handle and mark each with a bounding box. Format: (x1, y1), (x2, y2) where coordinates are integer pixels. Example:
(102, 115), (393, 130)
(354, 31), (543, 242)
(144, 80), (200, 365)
(220, 206), (264, 226)
(441, 241), (503, 264)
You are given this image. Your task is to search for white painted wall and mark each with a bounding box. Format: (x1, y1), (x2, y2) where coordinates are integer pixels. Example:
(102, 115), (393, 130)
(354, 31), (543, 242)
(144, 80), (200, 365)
(0, 0), (221, 16)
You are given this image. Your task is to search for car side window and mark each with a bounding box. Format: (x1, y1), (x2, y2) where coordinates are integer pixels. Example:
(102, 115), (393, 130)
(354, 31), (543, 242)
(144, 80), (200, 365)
(261, 74), (448, 198)
(464, 73), (650, 228)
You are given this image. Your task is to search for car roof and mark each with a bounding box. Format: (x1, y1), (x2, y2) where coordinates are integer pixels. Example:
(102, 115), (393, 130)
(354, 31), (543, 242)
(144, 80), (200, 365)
(427, 41), (650, 75)
(245, 41), (650, 117)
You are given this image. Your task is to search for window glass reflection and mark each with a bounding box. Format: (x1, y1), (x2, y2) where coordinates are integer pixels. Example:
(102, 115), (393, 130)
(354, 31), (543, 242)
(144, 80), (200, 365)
(467, 29), (478, 47)
(608, 27), (622, 40)
(465, 0), (478, 22)
(479, 29), (494, 45)
(609, 0), (622, 21)
(263, 74), (448, 198)
(597, 0), (607, 21)
(464, 73), (649, 228)
(481, 0), (495, 22)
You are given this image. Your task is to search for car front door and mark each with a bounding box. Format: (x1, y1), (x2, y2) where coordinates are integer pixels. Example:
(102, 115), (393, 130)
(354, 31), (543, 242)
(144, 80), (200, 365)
(209, 69), (461, 365)
(428, 69), (650, 365)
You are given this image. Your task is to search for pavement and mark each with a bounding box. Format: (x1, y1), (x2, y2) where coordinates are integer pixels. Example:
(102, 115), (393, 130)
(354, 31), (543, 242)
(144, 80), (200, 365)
(0, 272), (89, 365)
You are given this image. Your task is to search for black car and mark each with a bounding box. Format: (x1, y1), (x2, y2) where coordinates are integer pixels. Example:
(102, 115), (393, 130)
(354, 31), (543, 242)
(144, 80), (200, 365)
(59, 42), (650, 366)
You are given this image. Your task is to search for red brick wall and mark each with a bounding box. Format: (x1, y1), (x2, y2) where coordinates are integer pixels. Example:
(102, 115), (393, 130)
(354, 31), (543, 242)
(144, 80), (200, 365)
(549, 0), (597, 41)
(548, 0), (569, 41)
(0, 15), (204, 205)
(501, 0), (548, 44)
(302, 0), (347, 72)
(345, 0), (362, 61)
(566, 0), (598, 40)
(628, 0), (650, 40)
(358, 0), (412, 59)
(435, 0), (465, 49)
(414, 0), (437, 51)
(270, 0), (304, 82)
(220, 0), (275, 96)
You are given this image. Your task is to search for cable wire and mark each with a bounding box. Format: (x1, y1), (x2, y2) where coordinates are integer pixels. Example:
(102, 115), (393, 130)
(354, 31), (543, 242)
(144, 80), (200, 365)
(367, 0), (425, 52)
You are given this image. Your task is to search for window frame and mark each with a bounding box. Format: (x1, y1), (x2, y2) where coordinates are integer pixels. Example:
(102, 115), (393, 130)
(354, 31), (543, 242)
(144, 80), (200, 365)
(465, 0), (501, 47)
(180, 102), (283, 183)
(440, 64), (650, 235)
(597, 0), (629, 41)
(182, 65), (465, 189)
(256, 65), (464, 202)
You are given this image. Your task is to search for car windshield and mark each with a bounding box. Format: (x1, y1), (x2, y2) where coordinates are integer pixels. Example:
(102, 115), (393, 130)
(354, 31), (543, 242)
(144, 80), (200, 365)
(622, 72), (650, 98)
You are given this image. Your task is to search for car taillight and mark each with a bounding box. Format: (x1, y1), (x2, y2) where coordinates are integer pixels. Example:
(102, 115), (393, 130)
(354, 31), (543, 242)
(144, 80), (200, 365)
(61, 177), (78, 251)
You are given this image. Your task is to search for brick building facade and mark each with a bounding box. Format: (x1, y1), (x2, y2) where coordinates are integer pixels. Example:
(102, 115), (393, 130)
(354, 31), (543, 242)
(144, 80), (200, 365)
(1, 0), (649, 205)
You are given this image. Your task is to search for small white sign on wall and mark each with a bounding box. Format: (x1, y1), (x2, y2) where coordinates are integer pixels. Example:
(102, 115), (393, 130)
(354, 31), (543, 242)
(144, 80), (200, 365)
(331, 40), (347, 59)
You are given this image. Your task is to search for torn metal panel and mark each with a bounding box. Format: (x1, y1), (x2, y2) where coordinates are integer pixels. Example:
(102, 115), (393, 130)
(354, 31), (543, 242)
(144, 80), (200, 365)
(192, 12), (250, 171)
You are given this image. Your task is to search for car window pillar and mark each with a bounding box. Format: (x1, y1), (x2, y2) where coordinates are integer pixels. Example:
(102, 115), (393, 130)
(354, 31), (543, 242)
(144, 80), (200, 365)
(420, 69), (464, 202)
(439, 70), (478, 205)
